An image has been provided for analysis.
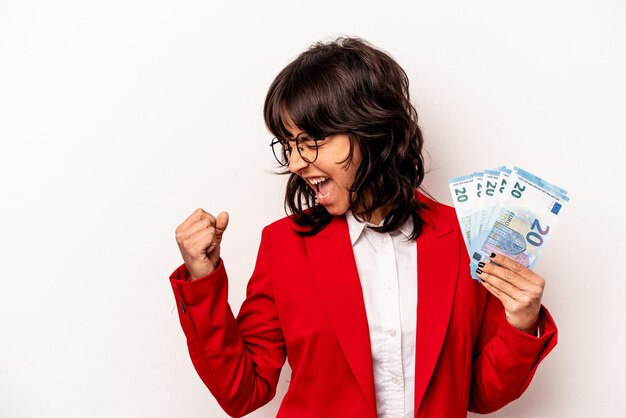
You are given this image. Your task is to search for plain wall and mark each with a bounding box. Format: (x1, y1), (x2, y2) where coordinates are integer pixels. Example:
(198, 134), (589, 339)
(1, 0), (625, 417)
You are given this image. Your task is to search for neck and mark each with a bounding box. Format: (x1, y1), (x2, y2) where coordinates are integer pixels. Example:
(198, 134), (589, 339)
(363, 205), (390, 226)
(351, 189), (391, 226)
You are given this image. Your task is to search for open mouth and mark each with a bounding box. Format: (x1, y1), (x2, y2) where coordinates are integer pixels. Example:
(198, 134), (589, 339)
(308, 176), (333, 202)
(309, 176), (328, 192)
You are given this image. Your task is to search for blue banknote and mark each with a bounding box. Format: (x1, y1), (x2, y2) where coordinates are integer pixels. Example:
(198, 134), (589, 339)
(449, 166), (570, 281)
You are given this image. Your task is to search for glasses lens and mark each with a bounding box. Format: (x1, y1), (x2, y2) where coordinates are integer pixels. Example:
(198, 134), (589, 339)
(296, 133), (318, 163)
(271, 138), (290, 166)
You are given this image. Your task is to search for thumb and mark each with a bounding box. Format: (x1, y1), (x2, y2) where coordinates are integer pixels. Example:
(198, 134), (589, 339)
(215, 211), (229, 239)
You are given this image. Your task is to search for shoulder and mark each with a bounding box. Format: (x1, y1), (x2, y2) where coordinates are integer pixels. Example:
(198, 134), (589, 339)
(263, 205), (334, 237)
(415, 190), (461, 235)
(262, 213), (306, 240)
(266, 214), (298, 231)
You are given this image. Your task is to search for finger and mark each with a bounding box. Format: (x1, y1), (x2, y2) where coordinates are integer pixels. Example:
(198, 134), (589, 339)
(482, 279), (540, 333)
(476, 267), (527, 302)
(215, 211), (229, 238)
(187, 226), (217, 254)
(488, 252), (543, 286)
(479, 261), (536, 293)
(480, 279), (516, 309)
(177, 216), (215, 241)
(177, 208), (213, 232)
(199, 211), (217, 227)
(478, 261), (545, 308)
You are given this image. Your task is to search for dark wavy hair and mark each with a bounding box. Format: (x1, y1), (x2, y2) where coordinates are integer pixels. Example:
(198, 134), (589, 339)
(263, 37), (426, 239)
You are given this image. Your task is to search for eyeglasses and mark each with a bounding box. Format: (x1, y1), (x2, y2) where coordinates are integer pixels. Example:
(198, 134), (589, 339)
(270, 132), (326, 167)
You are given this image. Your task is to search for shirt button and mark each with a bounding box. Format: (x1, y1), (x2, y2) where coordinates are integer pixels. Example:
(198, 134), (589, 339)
(392, 377), (399, 385)
(386, 284), (393, 290)
(389, 330), (397, 337)
(382, 237), (388, 244)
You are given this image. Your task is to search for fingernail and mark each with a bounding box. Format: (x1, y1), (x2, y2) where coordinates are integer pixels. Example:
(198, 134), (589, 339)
(476, 268), (483, 275)
(489, 253), (496, 258)
(478, 262), (485, 268)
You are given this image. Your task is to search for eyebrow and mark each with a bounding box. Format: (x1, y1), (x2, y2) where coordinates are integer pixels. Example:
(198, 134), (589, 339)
(283, 131), (307, 141)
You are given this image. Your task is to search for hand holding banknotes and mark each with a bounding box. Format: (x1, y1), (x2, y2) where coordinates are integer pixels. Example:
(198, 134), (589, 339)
(475, 252), (544, 334)
(449, 166), (570, 334)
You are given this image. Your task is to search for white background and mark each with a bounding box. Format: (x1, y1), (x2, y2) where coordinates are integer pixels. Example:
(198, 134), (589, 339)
(1, 1), (625, 417)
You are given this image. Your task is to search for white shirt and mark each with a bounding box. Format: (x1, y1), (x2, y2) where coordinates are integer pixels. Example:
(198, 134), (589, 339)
(346, 211), (418, 418)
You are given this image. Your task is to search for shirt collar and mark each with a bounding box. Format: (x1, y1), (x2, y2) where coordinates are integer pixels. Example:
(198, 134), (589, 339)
(345, 210), (414, 246)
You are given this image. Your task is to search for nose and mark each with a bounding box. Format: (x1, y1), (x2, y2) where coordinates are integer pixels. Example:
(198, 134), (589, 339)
(288, 149), (309, 174)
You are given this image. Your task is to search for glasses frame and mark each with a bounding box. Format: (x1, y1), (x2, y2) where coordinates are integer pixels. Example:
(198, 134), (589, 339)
(270, 132), (326, 167)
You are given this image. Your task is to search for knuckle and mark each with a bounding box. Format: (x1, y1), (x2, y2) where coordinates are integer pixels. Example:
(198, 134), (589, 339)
(537, 277), (546, 289)
(190, 239), (206, 252)
(507, 303), (519, 314)
(511, 262), (524, 272)
(505, 269), (515, 281)
(175, 229), (187, 243)
(487, 275), (499, 286)
(530, 284), (541, 295)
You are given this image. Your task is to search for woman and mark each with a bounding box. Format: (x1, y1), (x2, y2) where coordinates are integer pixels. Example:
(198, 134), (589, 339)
(170, 37), (557, 418)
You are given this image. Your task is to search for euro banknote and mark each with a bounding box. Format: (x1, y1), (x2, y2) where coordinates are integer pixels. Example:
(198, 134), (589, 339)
(448, 166), (570, 280)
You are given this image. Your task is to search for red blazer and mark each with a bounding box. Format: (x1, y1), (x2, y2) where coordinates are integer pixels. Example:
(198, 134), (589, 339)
(169, 192), (557, 417)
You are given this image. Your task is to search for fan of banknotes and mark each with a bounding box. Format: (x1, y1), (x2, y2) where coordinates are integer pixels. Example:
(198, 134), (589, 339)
(448, 166), (570, 280)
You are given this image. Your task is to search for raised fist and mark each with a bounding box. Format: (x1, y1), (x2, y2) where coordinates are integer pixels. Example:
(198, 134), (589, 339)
(175, 209), (229, 281)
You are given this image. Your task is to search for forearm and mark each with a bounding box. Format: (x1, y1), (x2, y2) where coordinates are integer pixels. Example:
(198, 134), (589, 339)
(170, 260), (285, 416)
(469, 302), (557, 413)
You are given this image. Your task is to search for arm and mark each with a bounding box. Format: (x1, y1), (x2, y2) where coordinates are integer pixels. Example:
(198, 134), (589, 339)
(170, 226), (286, 417)
(466, 250), (558, 413)
(468, 293), (557, 413)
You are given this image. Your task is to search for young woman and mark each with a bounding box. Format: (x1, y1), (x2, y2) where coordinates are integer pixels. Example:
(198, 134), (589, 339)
(170, 37), (557, 418)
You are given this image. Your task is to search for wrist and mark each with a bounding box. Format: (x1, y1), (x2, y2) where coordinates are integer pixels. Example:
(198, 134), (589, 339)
(187, 259), (221, 282)
(518, 324), (539, 335)
(505, 311), (540, 335)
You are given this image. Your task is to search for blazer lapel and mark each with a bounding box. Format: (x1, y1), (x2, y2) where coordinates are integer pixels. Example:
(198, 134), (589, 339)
(305, 216), (377, 413)
(413, 196), (460, 414)
(304, 192), (459, 415)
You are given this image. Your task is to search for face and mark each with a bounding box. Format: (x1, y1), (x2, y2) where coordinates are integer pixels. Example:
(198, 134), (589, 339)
(283, 117), (361, 217)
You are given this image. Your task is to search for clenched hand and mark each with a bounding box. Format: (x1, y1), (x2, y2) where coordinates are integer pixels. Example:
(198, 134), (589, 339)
(175, 209), (229, 281)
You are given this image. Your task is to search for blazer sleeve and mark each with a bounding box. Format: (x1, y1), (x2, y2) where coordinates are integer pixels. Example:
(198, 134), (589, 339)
(169, 226), (286, 418)
(468, 275), (558, 413)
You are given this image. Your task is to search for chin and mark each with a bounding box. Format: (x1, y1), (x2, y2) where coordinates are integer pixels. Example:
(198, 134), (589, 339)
(324, 204), (350, 217)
